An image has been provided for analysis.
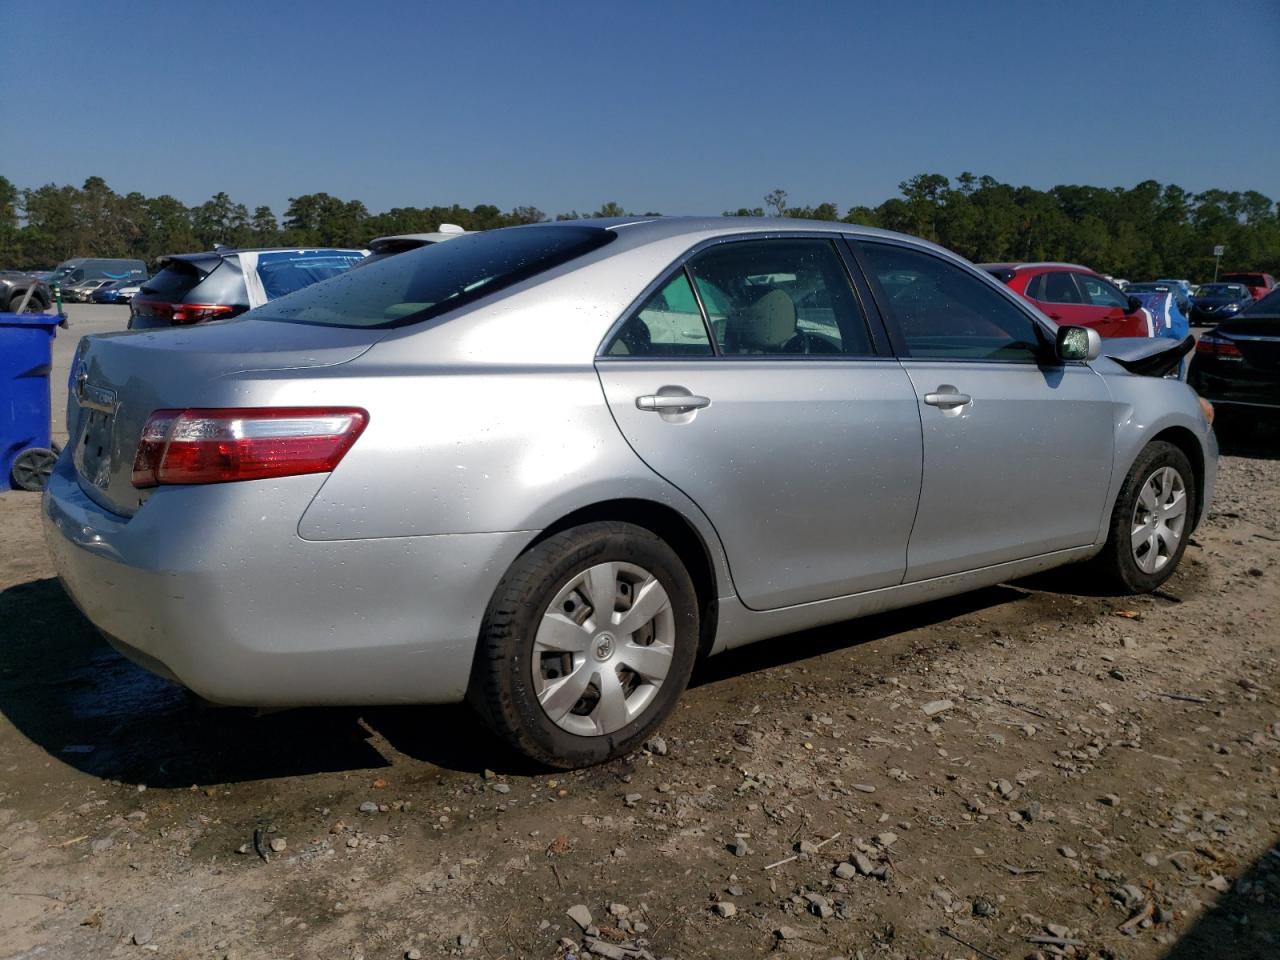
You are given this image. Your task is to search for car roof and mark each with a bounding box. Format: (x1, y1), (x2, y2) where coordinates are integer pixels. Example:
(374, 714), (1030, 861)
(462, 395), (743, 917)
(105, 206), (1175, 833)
(159, 246), (366, 264)
(976, 261), (1094, 273)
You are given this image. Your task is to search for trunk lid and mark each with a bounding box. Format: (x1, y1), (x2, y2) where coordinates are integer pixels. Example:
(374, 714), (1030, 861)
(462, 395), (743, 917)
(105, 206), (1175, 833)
(68, 317), (385, 516)
(1216, 315), (1280, 372)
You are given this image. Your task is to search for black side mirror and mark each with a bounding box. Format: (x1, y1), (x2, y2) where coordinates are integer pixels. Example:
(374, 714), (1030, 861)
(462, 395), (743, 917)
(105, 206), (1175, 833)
(1126, 295), (1144, 314)
(1057, 325), (1102, 362)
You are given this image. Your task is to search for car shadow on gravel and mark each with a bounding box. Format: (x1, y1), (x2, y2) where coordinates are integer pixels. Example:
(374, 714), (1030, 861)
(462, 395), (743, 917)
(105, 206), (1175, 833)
(1, 577), (1036, 785)
(0, 577), (394, 787)
(1162, 837), (1280, 960)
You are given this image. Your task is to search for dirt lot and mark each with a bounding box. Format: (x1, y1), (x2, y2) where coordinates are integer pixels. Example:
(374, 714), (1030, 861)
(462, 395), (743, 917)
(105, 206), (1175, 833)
(1, 308), (1277, 959)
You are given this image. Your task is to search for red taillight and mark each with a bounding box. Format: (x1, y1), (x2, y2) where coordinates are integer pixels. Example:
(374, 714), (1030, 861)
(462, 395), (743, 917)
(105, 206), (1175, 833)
(131, 300), (236, 325)
(131, 407), (368, 487)
(1195, 333), (1243, 360)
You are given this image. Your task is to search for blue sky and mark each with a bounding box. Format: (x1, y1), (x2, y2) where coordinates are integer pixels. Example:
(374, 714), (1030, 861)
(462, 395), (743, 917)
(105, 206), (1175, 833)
(3, 0), (1278, 217)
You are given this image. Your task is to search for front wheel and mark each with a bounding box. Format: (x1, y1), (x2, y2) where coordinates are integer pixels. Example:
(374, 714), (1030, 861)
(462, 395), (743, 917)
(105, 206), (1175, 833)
(470, 521), (699, 769)
(1087, 441), (1196, 593)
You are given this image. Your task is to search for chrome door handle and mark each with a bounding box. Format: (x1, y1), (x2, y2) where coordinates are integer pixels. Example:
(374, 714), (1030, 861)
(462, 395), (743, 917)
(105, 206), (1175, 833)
(923, 387), (971, 409)
(636, 394), (711, 412)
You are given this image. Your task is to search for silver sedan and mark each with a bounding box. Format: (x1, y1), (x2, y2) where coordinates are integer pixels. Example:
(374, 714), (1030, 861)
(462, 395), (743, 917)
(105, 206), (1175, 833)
(44, 218), (1217, 768)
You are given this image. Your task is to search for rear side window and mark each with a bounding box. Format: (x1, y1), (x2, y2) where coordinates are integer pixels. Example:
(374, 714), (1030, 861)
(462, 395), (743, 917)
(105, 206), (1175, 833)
(607, 272), (713, 356)
(256, 226), (615, 328)
(139, 261), (208, 299)
(1039, 272), (1083, 304)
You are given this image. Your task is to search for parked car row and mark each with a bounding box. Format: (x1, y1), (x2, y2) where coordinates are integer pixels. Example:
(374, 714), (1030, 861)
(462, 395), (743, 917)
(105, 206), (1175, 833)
(980, 262), (1153, 337)
(1188, 287), (1280, 420)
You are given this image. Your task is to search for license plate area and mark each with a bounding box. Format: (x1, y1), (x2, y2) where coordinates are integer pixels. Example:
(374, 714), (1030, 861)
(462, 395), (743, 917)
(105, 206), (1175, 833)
(74, 406), (116, 489)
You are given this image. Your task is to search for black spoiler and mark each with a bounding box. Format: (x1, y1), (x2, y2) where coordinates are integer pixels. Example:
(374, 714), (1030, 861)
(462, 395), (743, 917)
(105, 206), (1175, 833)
(1102, 335), (1196, 377)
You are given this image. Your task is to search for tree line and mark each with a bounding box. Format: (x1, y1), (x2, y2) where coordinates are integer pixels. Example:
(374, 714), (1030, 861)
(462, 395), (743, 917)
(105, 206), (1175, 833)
(2, 172), (1276, 282)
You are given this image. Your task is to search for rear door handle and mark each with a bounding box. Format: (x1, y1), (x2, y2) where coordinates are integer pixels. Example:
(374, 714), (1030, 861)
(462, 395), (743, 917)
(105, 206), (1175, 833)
(923, 386), (971, 409)
(636, 394), (711, 412)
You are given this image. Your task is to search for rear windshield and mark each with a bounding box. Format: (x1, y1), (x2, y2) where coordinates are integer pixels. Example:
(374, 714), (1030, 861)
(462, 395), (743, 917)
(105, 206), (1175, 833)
(1223, 274), (1265, 286)
(253, 226), (615, 328)
(255, 251), (366, 299)
(139, 260), (210, 299)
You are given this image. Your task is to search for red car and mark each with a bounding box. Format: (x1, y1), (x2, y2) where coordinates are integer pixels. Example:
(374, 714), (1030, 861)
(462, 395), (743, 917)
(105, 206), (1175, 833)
(980, 262), (1150, 337)
(1218, 272), (1276, 302)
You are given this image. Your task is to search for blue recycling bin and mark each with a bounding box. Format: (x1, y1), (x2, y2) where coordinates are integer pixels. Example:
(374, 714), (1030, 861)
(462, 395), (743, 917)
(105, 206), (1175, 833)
(1, 311), (62, 490)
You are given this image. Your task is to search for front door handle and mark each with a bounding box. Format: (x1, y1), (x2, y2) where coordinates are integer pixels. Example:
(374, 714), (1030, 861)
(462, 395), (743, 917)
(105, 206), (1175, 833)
(923, 386), (971, 409)
(636, 394), (711, 412)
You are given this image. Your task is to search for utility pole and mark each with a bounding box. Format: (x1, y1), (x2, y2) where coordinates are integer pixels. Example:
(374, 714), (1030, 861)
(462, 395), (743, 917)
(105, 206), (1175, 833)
(1213, 244), (1225, 281)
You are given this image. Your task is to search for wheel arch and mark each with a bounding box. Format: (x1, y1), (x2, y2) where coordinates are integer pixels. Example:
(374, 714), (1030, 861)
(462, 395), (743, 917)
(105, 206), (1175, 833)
(524, 498), (721, 659)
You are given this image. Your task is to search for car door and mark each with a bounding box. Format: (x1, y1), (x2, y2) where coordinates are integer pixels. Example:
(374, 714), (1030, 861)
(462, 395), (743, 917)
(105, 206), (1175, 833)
(597, 236), (923, 610)
(852, 240), (1117, 582)
(1077, 273), (1151, 337)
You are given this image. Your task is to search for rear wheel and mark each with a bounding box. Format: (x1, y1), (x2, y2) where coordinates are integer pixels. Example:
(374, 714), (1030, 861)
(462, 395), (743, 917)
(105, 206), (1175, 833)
(471, 521), (699, 768)
(1087, 441), (1195, 593)
(8, 291), (47, 313)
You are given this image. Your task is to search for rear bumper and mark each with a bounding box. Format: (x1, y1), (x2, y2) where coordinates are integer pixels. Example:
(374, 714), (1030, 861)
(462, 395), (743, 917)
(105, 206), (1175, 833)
(42, 457), (535, 706)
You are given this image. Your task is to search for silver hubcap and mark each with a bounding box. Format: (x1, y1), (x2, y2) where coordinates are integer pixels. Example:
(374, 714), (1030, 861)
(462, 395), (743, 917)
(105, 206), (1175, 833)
(1131, 466), (1187, 574)
(533, 561), (675, 737)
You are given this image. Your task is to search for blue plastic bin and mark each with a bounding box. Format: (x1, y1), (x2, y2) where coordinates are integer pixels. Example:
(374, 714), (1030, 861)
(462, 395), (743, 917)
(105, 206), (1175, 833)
(1, 312), (61, 489)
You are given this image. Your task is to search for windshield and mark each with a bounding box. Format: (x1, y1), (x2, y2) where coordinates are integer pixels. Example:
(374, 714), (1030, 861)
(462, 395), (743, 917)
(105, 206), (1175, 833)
(1124, 284), (1168, 293)
(253, 226), (616, 328)
(1197, 284), (1246, 298)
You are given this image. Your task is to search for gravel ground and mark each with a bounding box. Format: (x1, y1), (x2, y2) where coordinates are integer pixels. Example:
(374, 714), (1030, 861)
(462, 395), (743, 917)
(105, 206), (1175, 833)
(0, 312), (1276, 959)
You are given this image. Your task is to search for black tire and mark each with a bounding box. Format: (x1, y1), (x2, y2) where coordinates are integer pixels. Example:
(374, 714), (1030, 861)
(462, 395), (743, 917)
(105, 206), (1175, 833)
(1087, 441), (1196, 593)
(8, 291), (47, 313)
(11, 448), (58, 492)
(470, 521), (699, 769)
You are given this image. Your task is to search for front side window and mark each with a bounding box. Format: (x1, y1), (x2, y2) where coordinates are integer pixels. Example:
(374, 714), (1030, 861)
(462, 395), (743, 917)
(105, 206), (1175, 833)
(685, 239), (873, 356)
(859, 242), (1045, 362)
(606, 271), (713, 356)
(1078, 274), (1129, 308)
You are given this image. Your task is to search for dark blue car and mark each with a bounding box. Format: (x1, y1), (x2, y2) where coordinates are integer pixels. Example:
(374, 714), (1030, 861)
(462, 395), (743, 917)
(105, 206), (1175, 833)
(1188, 283), (1253, 325)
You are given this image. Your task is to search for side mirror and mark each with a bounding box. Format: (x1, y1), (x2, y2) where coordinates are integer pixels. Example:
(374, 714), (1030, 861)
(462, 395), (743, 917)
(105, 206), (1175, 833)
(1126, 295), (1144, 314)
(1057, 325), (1101, 362)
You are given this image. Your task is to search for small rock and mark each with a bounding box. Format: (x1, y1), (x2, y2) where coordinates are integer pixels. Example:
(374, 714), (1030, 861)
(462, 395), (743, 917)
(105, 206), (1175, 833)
(729, 838), (751, 858)
(805, 893), (834, 919)
(776, 925), (800, 941)
(132, 929), (153, 946)
(852, 852), (877, 875)
(712, 901), (737, 918)
(645, 736), (668, 756)
(1100, 794), (1120, 807)
(834, 862), (858, 880)
(269, 837), (287, 853)
(1059, 846), (1078, 859)
(1206, 874), (1231, 893)
(623, 793), (642, 807)
(566, 904), (592, 930)
(406, 951), (422, 960)
(922, 699), (954, 717)
(851, 783), (876, 793)
(972, 897), (996, 918)
(607, 902), (630, 919)
(358, 801), (379, 814)
(492, 783), (511, 795)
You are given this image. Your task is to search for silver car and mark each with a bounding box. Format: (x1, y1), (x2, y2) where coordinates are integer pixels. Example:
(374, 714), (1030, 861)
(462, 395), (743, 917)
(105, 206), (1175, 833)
(44, 218), (1217, 768)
